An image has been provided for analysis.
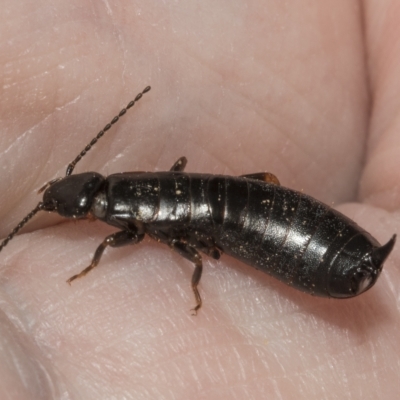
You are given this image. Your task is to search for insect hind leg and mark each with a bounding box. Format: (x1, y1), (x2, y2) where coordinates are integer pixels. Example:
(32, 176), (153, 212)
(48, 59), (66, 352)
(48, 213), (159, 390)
(170, 157), (187, 172)
(241, 172), (280, 185)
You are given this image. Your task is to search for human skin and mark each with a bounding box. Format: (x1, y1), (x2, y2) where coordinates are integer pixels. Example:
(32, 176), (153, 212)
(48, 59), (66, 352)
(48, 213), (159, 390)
(0, 1), (399, 399)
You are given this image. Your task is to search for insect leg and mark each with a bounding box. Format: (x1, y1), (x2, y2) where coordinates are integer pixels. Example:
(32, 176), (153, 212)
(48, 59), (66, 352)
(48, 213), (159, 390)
(188, 236), (221, 260)
(66, 230), (144, 284)
(240, 172), (280, 185)
(148, 228), (221, 260)
(170, 157), (187, 172)
(170, 241), (203, 315)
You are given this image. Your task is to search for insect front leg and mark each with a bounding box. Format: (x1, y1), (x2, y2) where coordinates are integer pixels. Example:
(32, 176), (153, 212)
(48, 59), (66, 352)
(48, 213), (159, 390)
(67, 230), (144, 284)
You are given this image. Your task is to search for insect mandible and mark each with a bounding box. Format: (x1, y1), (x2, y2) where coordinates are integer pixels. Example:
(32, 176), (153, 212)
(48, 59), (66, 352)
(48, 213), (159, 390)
(0, 86), (396, 314)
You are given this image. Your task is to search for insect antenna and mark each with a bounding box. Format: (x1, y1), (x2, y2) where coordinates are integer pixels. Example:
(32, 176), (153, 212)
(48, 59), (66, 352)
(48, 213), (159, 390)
(0, 86), (151, 252)
(0, 202), (44, 253)
(65, 85), (151, 176)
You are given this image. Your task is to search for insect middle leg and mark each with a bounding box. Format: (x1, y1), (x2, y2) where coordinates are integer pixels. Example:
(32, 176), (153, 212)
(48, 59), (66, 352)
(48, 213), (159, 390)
(67, 230), (144, 284)
(170, 241), (203, 315)
(147, 228), (219, 314)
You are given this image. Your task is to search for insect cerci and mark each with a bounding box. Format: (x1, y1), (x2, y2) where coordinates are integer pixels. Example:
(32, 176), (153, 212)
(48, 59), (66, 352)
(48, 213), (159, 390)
(0, 86), (396, 314)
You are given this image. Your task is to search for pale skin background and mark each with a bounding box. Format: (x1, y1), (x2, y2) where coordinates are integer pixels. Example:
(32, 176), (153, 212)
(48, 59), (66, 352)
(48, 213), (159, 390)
(1, 1), (400, 399)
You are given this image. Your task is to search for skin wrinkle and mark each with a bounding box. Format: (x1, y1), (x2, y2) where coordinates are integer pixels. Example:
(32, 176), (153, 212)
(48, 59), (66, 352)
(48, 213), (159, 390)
(187, 43), (363, 182)
(0, 129), (31, 159)
(100, 0), (113, 17)
(187, 130), (238, 173)
(0, 317), (55, 398)
(195, 83), (342, 192)
(362, 183), (398, 206)
(0, 131), (49, 219)
(143, 349), (241, 391)
(357, 0), (372, 125)
(5, 29), (85, 75)
(96, 0), (129, 86)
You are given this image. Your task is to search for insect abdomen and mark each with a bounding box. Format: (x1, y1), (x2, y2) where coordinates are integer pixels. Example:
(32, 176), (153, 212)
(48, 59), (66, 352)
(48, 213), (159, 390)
(208, 176), (379, 296)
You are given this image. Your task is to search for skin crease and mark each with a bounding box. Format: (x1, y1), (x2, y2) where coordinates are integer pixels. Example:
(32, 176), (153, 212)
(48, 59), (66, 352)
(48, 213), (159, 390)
(0, 0), (399, 399)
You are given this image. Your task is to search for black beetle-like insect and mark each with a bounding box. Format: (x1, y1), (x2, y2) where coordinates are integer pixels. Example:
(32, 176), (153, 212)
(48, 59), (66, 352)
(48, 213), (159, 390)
(0, 86), (396, 314)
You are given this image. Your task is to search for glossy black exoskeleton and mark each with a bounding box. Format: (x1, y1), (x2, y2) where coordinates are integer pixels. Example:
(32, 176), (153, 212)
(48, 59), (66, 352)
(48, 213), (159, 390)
(0, 86), (396, 314)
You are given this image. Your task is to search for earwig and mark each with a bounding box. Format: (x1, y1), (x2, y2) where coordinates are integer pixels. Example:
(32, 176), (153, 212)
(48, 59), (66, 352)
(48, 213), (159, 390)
(0, 86), (396, 314)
